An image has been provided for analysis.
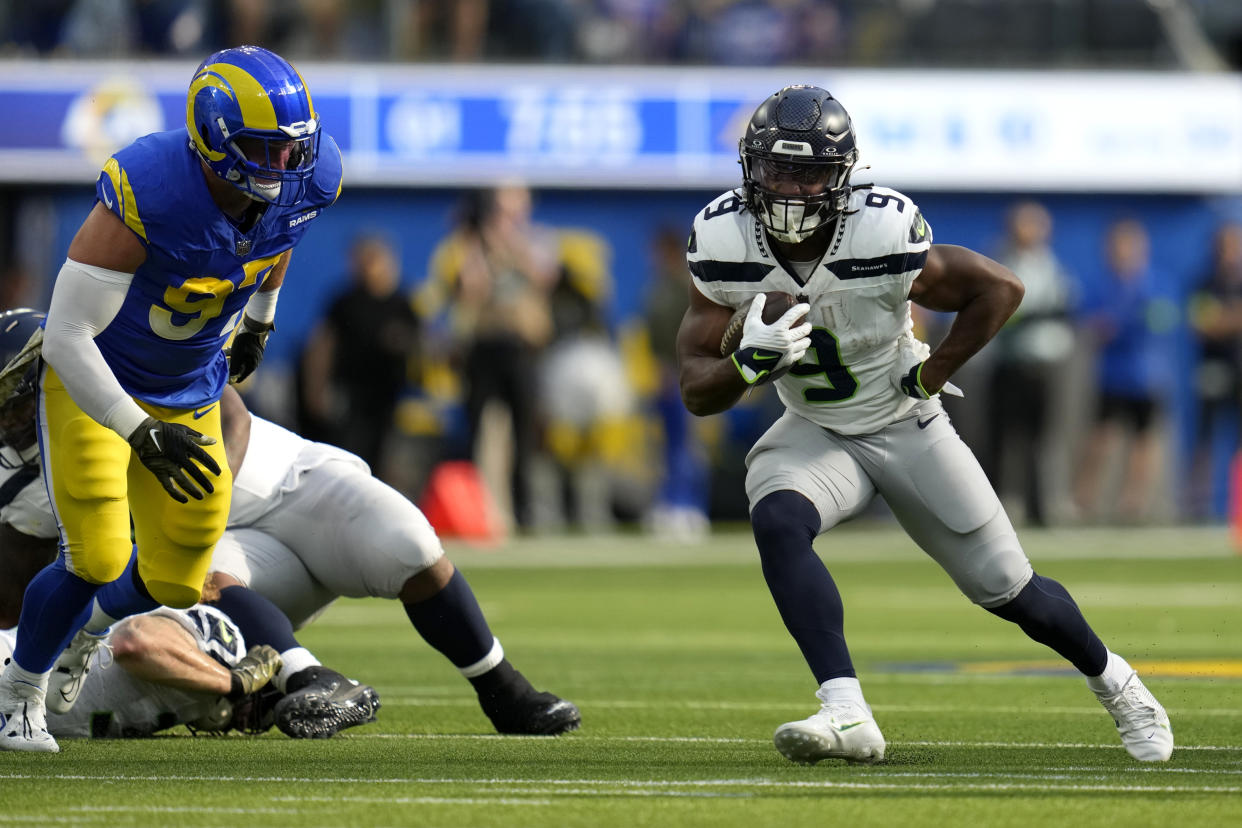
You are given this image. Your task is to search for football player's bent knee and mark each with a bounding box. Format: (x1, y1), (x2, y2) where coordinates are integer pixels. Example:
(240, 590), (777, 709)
(960, 540), (1033, 608)
(145, 580), (202, 609)
(72, 538), (134, 585)
(750, 491), (820, 554)
(398, 555), (453, 604)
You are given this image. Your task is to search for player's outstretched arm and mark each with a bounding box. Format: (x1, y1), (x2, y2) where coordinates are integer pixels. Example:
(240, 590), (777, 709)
(111, 612), (280, 698)
(676, 281), (754, 416)
(907, 243), (1025, 394)
(42, 205), (152, 441)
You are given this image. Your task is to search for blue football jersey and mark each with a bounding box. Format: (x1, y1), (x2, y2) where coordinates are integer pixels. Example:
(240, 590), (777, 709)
(91, 128), (342, 408)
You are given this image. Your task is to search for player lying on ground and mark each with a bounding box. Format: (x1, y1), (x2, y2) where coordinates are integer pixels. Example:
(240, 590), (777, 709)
(1, 577), (373, 739)
(0, 310), (579, 741)
(675, 84), (1172, 765)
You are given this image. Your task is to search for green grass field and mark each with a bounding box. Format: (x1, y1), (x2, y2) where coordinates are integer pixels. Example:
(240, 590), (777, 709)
(2, 524), (1240, 827)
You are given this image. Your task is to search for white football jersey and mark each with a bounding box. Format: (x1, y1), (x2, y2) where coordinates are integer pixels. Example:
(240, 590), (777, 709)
(0, 606), (247, 738)
(0, 447), (55, 539)
(689, 185), (934, 435)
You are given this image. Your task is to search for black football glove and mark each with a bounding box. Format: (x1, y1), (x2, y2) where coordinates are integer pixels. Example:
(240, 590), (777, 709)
(898, 361), (933, 400)
(127, 416), (221, 503)
(228, 316), (273, 384)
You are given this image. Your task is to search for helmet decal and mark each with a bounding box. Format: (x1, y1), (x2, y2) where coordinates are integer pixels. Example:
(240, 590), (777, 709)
(185, 46), (320, 207)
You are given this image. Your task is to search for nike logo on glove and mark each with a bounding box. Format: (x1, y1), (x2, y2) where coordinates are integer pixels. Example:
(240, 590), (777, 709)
(917, 415), (939, 430)
(148, 428), (161, 452)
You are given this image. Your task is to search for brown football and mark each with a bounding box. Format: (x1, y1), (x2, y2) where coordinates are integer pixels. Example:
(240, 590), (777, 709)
(719, 291), (803, 356)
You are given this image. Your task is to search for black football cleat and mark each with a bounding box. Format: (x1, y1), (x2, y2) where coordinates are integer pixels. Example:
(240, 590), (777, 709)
(273, 666), (381, 739)
(477, 665), (581, 736)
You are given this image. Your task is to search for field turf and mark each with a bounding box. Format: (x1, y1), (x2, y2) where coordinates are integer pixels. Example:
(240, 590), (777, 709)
(1, 524), (1239, 827)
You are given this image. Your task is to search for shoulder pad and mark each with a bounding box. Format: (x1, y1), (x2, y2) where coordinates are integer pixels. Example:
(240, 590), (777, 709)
(307, 133), (343, 209)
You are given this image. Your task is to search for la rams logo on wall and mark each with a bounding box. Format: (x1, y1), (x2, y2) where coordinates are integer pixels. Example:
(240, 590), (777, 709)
(235, 239), (253, 256)
(61, 77), (163, 168)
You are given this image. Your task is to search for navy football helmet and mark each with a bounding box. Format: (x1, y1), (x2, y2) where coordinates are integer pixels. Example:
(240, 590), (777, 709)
(0, 308), (46, 456)
(740, 85), (859, 243)
(186, 45), (320, 207)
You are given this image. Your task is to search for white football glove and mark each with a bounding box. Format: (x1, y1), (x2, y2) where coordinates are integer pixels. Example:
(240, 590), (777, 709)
(732, 293), (813, 385)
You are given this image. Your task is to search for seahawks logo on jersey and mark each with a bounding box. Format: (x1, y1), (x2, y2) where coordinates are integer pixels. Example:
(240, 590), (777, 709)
(181, 605), (246, 666)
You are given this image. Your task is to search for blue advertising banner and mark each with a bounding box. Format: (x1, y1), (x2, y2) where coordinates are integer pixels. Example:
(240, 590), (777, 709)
(0, 62), (1239, 192)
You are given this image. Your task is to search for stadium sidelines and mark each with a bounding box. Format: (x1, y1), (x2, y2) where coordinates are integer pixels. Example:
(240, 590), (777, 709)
(442, 526), (1240, 569)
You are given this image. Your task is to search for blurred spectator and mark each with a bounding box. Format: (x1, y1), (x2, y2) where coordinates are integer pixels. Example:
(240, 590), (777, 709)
(675, 0), (842, 65)
(418, 184), (560, 531)
(983, 201), (1076, 526)
(5, 0), (212, 56)
(297, 234), (420, 480)
(392, 0), (489, 61)
(1186, 221), (1242, 519)
(1073, 219), (1177, 523)
(226, 0), (346, 58)
(537, 227), (633, 531)
(641, 226), (709, 540)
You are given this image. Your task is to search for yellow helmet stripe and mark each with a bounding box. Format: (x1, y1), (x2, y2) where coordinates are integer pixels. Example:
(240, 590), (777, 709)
(186, 71), (230, 161)
(193, 62), (279, 133)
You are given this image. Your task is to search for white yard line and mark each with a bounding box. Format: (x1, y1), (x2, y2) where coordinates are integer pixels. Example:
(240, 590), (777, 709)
(5, 773), (1236, 796)
(375, 695), (1242, 718)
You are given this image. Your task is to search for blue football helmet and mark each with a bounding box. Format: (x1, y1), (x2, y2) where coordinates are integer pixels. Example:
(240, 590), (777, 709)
(0, 308), (46, 456)
(740, 85), (859, 244)
(186, 45), (320, 207)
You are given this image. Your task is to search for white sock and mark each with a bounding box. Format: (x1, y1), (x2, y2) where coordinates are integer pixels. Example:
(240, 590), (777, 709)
(459, 638), (504, 679)
(818, 676), (867, 707)
(3, 661), (51, 696)
(274, 647), (320, 693)
(1085, 651), (1134, 696)
(82, 599), (119, 637)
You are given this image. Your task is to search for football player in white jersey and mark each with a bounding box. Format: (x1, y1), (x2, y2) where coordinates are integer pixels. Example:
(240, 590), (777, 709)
(207, 386), (580, 737)
(676, 85), (1171, 765)
(0, 308), (576, 740)
(0, 601), (284, 739)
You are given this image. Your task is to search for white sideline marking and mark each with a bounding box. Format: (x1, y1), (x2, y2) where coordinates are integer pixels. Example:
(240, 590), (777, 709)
(0, 772), (1237, 796)
(378, 696), (1242, 718)
(271, 795), (551, 806)
(348, 733), (1242, 752)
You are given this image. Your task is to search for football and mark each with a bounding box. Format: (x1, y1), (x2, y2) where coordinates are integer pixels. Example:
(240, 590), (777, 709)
(719, 291), (804, 357)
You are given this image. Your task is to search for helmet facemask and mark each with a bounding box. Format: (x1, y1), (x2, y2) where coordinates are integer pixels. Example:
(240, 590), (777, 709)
(219, 126), (320, 206)
(743, 153), (856, 244)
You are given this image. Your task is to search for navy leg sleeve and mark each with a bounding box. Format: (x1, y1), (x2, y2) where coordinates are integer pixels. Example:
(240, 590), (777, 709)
(986, 573), (1108, 676)
(751, 490), (854, 684)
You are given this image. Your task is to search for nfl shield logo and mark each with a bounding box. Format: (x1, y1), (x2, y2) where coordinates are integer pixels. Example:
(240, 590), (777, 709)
(235, 239), (253, 256)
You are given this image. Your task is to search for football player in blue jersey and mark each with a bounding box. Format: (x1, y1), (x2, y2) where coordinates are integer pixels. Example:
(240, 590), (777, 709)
(0, 46), (341, 752)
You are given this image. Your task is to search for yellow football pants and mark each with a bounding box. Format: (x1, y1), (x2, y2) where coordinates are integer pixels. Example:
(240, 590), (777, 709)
(39, 365), (232, 608)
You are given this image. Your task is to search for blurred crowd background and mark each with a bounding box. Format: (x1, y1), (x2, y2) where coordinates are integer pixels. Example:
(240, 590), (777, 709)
(1, 0), (1241, 539)
(4, 0), (1242, 69)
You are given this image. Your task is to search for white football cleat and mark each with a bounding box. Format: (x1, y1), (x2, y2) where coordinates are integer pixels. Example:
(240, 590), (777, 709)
(0, 677), (59, 753)
(1094, 670), (1173, 762)
(47, 628), (111, 715)
(774, 691), (885, 765)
